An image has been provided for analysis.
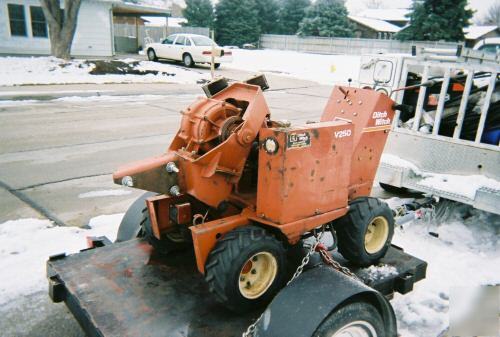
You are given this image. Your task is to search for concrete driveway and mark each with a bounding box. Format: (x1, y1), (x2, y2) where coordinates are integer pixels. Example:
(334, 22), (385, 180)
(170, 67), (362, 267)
(0, 68), (348, 336)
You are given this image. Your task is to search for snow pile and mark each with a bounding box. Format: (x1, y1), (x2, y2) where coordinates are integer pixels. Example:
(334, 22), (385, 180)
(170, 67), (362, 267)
(0, 94), (174, 107)
(391, 206), (500, 336)
(380, 153), (421, 171)
(0, 214), (123, 306)
(362, 264), (398, 279)
(380, 153), (500, 199)
(0, 57), (209, 86)
(228, 49), (361, 86)
(418, 174), (500, 200)
(78, 189), (132, 198)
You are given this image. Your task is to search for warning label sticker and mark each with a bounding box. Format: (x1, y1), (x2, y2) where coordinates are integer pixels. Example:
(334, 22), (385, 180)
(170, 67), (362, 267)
(287, 132), (311, 150)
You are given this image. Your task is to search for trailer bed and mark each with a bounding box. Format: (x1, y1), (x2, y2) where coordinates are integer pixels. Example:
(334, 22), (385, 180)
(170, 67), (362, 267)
(47, 238), (426, 337)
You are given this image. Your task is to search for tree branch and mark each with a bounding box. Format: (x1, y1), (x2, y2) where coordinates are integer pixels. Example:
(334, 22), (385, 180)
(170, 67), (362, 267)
(39, 0), (59, 27)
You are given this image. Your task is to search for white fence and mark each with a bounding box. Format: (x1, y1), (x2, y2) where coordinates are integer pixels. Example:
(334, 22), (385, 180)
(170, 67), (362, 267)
(260, 34), (463, 55)
(113, 24), (209, 52)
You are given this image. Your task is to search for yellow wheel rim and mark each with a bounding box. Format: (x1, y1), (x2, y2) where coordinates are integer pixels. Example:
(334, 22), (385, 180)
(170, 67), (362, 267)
(238, 252), (278, 299)
(364, 216), (389, 254)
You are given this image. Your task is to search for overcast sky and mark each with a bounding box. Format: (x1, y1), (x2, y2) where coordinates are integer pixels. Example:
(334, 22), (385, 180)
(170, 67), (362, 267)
(345, 0), (497, 23)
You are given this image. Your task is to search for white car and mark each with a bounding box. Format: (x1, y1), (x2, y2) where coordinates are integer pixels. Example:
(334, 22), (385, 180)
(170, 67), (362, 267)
(145, 34), (233, 68)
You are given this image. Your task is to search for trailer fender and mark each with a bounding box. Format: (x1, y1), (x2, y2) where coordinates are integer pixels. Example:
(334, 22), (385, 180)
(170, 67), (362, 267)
(116, 192), (156, 242)
(255, 265), (397, 337)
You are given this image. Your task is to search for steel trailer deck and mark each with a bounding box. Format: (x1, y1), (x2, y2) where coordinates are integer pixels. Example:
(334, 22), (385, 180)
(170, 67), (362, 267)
(47, 238), (426, 337)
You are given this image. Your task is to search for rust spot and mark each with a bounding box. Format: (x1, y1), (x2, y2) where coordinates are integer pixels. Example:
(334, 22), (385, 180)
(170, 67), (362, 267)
(310, 169), (315, 177)
(332, 144), (336, 151)
(311, 129), (319, 139)
(212, 180), (218, 185)
(290, 166), (297, 171)
(315, 159), (320, 164)
(278, 168), (286, 176)
(289, 182), (294, 188)
(320, 177), (325, 182)
(123, 269), (133, 278)
(266, 161), (271, 171)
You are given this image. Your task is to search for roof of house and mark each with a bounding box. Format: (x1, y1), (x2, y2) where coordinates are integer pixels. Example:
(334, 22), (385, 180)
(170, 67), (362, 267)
(142, 16), (186, 27)
(348, 15), (402, 33)
(111, 1), (170, 16)
(464, 25), (498, 40)
(357, 8), (410, 22)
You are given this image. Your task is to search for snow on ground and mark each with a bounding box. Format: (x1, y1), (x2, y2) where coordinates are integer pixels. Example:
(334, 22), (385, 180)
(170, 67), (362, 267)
(228, 49), (361, 86)
(78, 189), (132, 198)
(0, 204), (498, 336)
(0, 214), (123, 307)
(361, 264), (399, 279)
(381, 153), (500, 199)
(0, 94), (170, 107)
(391, 205), (500, 336)
(0, 50), (360, 87)
(0, 57), (209, 86)
(0, 93), (200, 107)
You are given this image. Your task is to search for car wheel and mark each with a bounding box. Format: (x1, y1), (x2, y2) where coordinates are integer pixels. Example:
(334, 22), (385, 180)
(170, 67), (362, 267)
(183, 53), (194, 67)
(147, 49), (157, 61)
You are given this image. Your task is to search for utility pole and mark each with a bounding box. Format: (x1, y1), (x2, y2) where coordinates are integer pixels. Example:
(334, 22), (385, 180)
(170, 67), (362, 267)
(210, 30), (215, 79)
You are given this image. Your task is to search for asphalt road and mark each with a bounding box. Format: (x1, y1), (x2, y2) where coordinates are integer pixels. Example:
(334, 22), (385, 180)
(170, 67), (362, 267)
(2, 67), (377, 336)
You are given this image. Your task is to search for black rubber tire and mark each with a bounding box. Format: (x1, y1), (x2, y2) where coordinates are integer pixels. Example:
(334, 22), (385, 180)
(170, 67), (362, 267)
(313, 301), (385, 337)
(141, 206), (189, 255)
(214, 63), (221, 69)
(379, 182), (407, 194)
(183, 53), (194, 67)
(334, 197), (394, 266)
(116, 192), (156, 242)
(205, 225), (286, 313)
(147, 48), (157, 61)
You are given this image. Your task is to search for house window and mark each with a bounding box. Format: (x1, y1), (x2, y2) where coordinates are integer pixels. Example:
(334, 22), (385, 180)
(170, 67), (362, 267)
(8, 4), (27, 37)
(30, 6), (48, 37)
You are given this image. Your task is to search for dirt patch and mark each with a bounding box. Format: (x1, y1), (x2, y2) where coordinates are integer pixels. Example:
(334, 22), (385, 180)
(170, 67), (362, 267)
(83, 60), (175, 77)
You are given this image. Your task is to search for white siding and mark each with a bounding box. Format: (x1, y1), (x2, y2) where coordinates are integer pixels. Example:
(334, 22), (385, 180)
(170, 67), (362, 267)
(71, 1), (113, 56)
(0, 0), (113, 57)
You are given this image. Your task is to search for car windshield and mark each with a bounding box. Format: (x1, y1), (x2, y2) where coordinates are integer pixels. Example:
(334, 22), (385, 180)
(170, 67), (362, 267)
(191, 36), (215, 46)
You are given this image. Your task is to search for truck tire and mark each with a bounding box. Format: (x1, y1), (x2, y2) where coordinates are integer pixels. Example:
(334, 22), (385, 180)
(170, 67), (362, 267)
(334, 197), (394, 266)
(313, 301), (385, 337)
(116, 192), (156, 242)
(205, 225), (286, 313)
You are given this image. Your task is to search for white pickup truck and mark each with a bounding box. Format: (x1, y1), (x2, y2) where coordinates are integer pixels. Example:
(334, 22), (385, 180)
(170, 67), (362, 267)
(358, 48), (500, 215)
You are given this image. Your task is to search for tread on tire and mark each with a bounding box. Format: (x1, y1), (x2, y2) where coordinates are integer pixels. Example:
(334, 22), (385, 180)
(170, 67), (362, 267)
(334, 197), (394, 266)
(205, 225), (286, 313)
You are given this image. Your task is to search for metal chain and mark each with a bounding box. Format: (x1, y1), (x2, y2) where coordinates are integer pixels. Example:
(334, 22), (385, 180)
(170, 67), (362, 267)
(242, 231), (325, 337)
(242, 229), (363, 337)
(317, 248), (364, 283)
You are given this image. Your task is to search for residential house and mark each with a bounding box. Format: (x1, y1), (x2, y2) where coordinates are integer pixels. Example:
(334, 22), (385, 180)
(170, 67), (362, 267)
(357, 8), (410, 28)
(0, 0), (169, 57)
(464, 25), (500, 47)
(348, 15), (401, 40)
